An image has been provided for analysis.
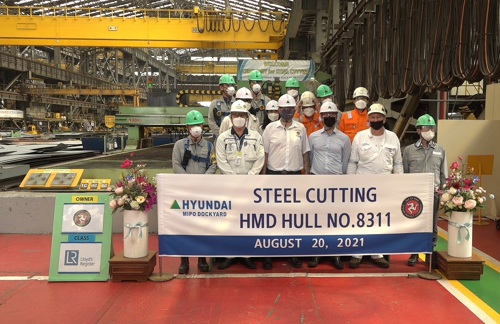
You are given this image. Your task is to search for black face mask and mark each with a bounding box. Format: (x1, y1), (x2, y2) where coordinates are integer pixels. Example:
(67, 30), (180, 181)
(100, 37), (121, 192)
(370, 120), (384, 130)
(323, 117), (336, 128)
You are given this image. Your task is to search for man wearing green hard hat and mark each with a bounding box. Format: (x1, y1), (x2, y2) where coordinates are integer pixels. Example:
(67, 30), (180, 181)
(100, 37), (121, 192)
(403, 113), (447, 267)
(208, 74), (236, 138)
(248, 69), (271, 128)
(172, 109), (217, 275)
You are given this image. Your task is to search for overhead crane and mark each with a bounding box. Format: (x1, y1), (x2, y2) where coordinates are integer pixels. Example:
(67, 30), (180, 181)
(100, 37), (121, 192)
(0, 6), (287, 51)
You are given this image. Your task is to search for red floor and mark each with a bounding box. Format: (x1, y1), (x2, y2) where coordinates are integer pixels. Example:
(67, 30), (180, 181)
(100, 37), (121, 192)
(0, 218), (498, 323)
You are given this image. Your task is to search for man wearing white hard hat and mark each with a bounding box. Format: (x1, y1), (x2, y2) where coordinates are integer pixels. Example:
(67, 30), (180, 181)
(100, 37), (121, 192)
(219, 87), (261, 134)
(216, 99), (265, 271)
(308, 101), (351, 270)
(262, 93), (311, 270)
(339, 87), (370, 142)
(347, 103), (403, 269)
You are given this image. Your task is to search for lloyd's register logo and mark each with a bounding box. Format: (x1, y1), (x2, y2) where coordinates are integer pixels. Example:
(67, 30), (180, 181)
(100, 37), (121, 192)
(64, 250), (79, 266)
(171, 199), (231, 217)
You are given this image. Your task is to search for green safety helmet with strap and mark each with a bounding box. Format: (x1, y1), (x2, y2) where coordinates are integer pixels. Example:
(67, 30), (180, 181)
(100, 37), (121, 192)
(186, 110), (205, 125)
(316, 84), (333, 98)
(285, 77), (300, 88)
(249, 70), (263, 82)
(219, 74), (236, 85)
(416, 114), (436, 127)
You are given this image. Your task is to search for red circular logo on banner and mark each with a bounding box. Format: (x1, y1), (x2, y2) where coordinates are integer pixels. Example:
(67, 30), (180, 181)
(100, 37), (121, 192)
(401, 196), (423, 219)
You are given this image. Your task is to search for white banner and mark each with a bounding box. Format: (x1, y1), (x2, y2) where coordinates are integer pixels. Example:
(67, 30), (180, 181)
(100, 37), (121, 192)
(237, 60), (315, 81)
(0, 109), (23, 119)
(157, 174), (434, 257)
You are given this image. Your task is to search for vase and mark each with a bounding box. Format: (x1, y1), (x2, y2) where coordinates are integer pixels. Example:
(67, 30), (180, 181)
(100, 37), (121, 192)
(123, 210), (149, 258)
(447, 211), (473, 258)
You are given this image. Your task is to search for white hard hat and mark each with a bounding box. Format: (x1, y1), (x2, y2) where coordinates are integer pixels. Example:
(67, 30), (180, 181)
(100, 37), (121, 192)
(235, 87), (253, 100)
(320, 101), (340, 114)
(353, 87), (369, 98)
(277, 94), (296, 108)
(301, 97), (315, 107)
(230, 100), (250, 114)
(265, 100), (278, 111)
(300, 91), (316, 101)
(367, 103), (387, 116)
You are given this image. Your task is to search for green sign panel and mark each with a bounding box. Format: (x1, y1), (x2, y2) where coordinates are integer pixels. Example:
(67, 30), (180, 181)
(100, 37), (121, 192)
(49, 193), (113, 282)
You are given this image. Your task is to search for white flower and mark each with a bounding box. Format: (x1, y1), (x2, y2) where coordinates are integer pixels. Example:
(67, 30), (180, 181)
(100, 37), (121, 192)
(490, 194), (495, 199)
(115, 187), (124, 195)
(478, 197), (484, 204)
(130, 201), (140, 209)
(448, 187), (457, 195)
(440, 192), (452, 203)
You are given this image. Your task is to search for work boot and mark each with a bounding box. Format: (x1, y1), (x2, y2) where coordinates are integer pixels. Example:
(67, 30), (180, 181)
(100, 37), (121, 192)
(349, 257), (362, 269)
(178, 257), (189, 274)
(288, 257), (302, 268)
(198, 257), (209, 272)
(218, 258), (233, 270)
(408, 254), (418, 266)
(263, 257), (273, 270)
(332, 256), (344, 270)
(308, 257), (319, 268)
(371, 257), (390, 269)
(241, 258), (257, 269)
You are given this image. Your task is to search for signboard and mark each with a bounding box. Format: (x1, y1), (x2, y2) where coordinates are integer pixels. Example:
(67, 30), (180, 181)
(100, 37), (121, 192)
(49, 193), (113, 282)
(105, 115), (116, 128)
(80, 179), (111, 191)
(20, 169), (84, 189)
(0, 109), (24, 119)
(157, 174), (434, 257)
(237, 60), (315, 81)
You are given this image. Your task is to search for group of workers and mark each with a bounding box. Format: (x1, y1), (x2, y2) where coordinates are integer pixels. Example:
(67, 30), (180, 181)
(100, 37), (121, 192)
(171, 71), (447, 274)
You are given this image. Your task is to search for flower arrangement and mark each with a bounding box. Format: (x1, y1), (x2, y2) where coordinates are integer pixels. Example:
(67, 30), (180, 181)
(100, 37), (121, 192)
(109, 153), (157, 213)
(437, 156), (488, 214)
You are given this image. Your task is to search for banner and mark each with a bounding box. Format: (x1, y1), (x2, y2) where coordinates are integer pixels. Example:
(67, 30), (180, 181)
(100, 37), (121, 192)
(157, 174), (434, 257)
(237, 60), (315, 81)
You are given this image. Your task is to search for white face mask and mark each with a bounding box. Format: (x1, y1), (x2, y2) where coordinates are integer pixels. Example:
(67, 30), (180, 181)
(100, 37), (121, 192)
(268, 112), (279, 121)
(303, 107), (315, 117)
(287, 89), (299, 98)
(232, 117), (247, 128)
(189, 126), (202, 138)
(355, 100), (367, 109)
(421, 130), (435, 142)
(252, 83), (261, 93)
(227, 86), (235, 96)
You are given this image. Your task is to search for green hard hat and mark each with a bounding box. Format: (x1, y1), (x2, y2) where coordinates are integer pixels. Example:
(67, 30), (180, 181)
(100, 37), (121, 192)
(416, 114), (436, 127)
(316, 84), (333, 98)
(219, 74), (235, 85)
(285, 77), (300, 88)
(186, 110), (204, 125)
(249, 70), (263, 82)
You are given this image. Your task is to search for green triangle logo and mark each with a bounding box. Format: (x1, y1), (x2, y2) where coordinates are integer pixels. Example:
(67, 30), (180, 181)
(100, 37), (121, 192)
(171, 200), (180, 209)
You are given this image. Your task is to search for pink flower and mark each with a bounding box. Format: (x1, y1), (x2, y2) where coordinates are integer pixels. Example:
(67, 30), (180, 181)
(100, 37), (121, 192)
(121, 159), (133, 169)
(109, 199), (117, 209)
(114, 187), (124, 195)
(452, 196), (464, 206)
(450, 161), (460, 170)
(464, 199), (477, 209)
